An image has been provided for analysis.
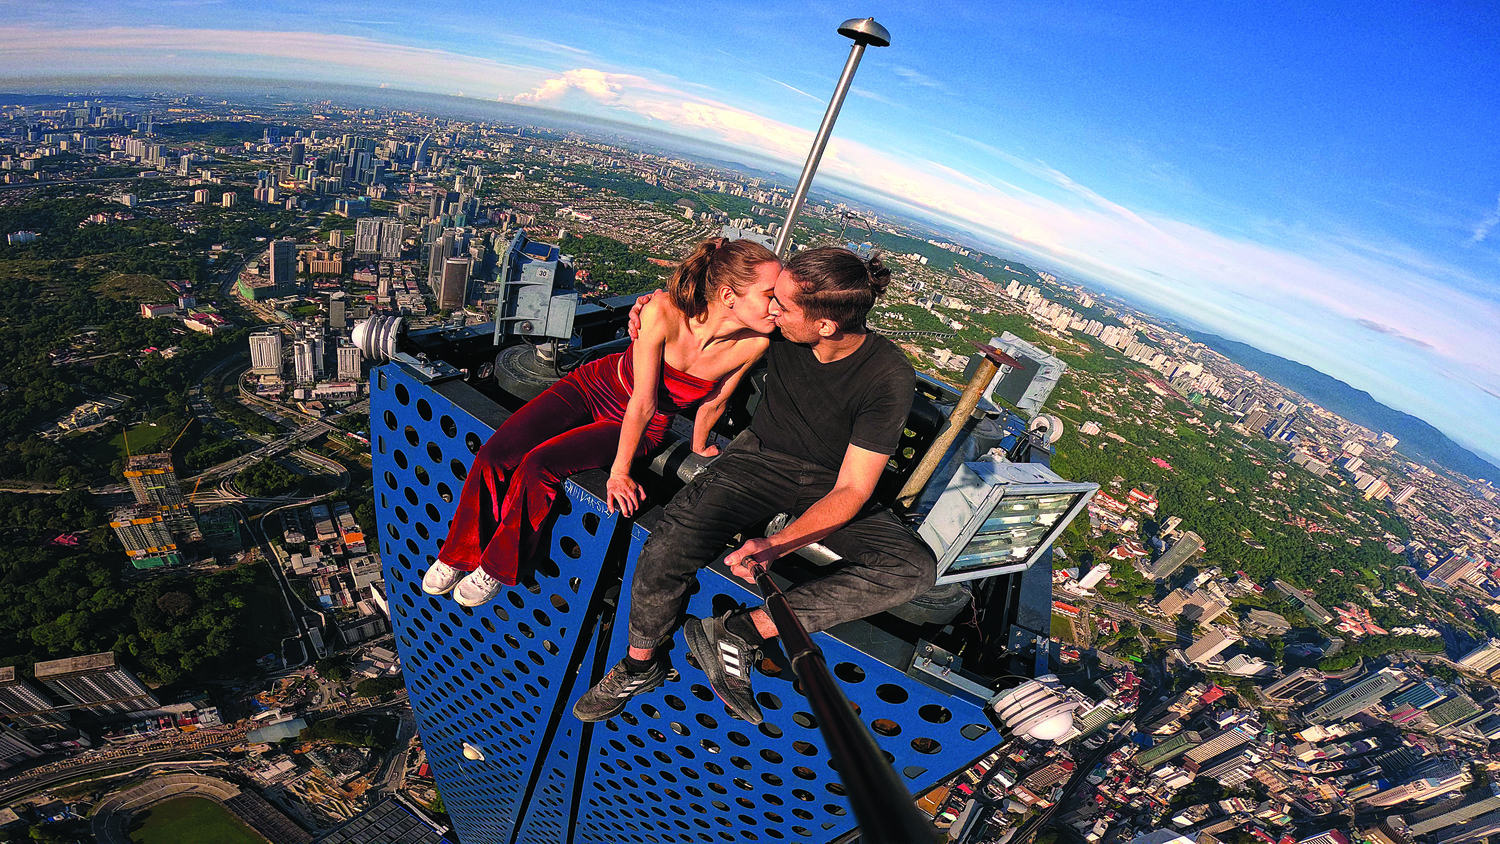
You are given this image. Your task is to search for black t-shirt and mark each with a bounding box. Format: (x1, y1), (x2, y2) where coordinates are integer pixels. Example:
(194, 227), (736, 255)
(750, 333), (915, 471)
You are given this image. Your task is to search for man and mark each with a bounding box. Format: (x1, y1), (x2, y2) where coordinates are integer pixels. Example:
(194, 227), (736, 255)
(573, 247), (937, 725)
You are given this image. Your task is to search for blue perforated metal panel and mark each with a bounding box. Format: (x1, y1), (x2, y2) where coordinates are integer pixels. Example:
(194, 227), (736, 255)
(373, 362), (998, 843)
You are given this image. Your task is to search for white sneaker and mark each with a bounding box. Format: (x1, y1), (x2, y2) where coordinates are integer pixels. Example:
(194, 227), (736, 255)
(454, 568), (505, 607)
(422, 561), (465, 595)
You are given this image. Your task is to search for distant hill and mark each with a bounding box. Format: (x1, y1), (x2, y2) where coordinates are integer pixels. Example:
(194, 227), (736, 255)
(1186, 330), (1500, 481)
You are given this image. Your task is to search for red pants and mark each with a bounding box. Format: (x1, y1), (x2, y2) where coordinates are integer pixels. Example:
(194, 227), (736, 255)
(438, 363), (670, 585)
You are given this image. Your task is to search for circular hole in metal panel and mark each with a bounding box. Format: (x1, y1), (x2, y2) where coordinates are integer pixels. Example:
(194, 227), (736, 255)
(758, 723), (782, 739)
(427, 442), (443, 463)
(832, 662), (865, 684)
(383, 409), (397, 430)
(875, 683), (909, 705)
(791, 766), (815, 780)
(760, 749), (782, 764)
(416, 397), (432, 421)
(910, 737), (943, 755)
(394, 450), (409, 469)
(403, 425), (420, 446)
(414, 465), (430, 485)
(440, 415), (457, 437)
(450, 458), (467, 481)
(394, 382), (410, 405)
(871, 718), (901, 737)
(436, 481), (453, 502)
(791, 741), (817, 756)
(919, 704), (952, 724)
(961, 723), (989, 740)
(791, 712), (816, 729)
(465, 432), (482, 455)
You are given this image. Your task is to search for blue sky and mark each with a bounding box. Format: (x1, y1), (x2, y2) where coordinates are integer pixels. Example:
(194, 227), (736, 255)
(2, 1), (1498, 465)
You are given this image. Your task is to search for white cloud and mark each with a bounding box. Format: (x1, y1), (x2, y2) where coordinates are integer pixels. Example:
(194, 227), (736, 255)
(3, 25), (1496, 451)
(1466, 193), (1500, 246)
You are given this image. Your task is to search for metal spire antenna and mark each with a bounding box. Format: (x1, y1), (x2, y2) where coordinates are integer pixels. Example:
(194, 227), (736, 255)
(772, 17), (891, 259)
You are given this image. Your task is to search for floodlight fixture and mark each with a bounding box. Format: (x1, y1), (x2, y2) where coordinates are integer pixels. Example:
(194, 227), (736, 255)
(918, 459), (1098, 585)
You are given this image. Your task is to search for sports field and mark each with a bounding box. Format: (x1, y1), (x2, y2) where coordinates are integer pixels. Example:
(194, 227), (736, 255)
(128, 796), (266, 844)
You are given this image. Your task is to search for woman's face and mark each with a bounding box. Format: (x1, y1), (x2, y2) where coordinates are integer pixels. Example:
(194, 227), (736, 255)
(727, 260), (782, 334)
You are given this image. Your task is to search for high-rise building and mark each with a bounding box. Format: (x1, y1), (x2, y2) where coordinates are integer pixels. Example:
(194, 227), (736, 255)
(1428, 551), (1485, 590)
(329, 292), (347, 330)
(108, 504), (180, 568)
(337, 343), (363, 381)
(289, 142), (305, 166)
(250, 330), (283, 375)
(1392, 484), (1418, 505)
(0, 666), (66, 728)
(381, 219), (406, 259)
(429, 230), (456, 288)
(294, 338), (317, 384)
(439, 256), (472, 311)
(1132, 730), (1203, 771)
(124, 453), (183, 508)
(1076, 562), (1110, 593)
(1361, 758), (1470, 808)
(329, 229), (346, 250)
(269, 237), (297, 293)
(124, 453), (198, 540)
(1182, 725), (1256, 767)
(1403, 784), (1500, 838)
(0, 724), (42, 771)
(1265, 668), (1324, 705)
(1185, 627), (1239, 665)
(1458, 639), (1500, 674)
(1305, 669), (1406, 724)
(355, 218), (382, 256)
(33, 652), (158, 716)
(1140, 531), (1203, 580)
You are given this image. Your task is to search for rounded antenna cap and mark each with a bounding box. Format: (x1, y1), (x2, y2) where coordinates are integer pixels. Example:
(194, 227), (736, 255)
(838, 17), (891, 47)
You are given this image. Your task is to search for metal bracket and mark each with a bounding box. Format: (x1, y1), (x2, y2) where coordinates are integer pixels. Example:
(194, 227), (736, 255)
(906, 640), (993, 706)
(392, 352), (464, 384)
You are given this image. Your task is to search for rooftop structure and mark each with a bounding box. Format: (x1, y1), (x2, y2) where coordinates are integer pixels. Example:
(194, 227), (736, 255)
(33, 651), (158, 716)
(1138, 530), (1203, 580)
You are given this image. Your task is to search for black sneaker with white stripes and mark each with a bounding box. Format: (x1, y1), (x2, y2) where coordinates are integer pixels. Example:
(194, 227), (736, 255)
(684, 612), (763, 725)
(572, 658), (669, 723)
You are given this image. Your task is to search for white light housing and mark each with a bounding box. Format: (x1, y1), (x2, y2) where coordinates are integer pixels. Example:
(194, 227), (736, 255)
(918, 460), (1098, 584)
(990, 675), (1080, 742)
(352, 315), (403, 362)
(461, 742), (485, 761)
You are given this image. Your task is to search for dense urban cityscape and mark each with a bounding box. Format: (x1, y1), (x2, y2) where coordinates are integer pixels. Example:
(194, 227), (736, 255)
(0, 90), (1496, 844)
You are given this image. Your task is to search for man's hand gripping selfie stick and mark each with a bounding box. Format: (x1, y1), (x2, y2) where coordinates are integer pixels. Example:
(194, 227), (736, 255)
(746, 560), (939, 844)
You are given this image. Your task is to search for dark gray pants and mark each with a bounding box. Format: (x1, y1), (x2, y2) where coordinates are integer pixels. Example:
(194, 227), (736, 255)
(627, 431), (937, 650)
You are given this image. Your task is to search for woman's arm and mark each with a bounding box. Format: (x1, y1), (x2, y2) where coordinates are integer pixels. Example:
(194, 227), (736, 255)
(689, 338), (768, 456)
(606, 298), (669, 516)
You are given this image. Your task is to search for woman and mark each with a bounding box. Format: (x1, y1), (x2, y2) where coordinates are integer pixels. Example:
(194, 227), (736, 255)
(425, 237), (780, 607)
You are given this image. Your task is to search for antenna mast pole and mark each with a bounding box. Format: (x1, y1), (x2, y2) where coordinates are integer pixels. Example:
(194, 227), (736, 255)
(773, 18), (891, 259)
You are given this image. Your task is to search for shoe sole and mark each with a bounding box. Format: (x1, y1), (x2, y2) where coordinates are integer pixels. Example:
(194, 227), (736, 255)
(684, 617), (763, 725)
(572, 668), (672, 723)
(452, 588), (499, 607)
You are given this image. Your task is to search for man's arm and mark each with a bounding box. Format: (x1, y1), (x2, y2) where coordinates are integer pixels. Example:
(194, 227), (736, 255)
(723, 443), (888, 581)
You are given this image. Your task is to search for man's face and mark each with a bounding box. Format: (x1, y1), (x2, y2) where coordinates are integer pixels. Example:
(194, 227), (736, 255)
(771, 269), (819, 343)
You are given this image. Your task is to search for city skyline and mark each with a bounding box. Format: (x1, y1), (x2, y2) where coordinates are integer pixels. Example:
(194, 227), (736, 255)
(0, 1), (1497, 463)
